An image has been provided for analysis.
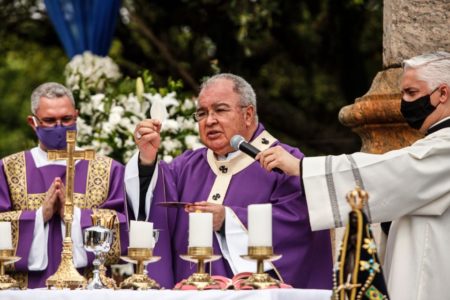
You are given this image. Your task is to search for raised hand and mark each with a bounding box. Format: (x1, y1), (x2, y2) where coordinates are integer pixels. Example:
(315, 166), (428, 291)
(134, 119), (162, 165)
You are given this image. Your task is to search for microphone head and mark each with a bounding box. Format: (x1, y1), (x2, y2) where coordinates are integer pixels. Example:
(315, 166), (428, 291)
(230, 135), (245, 150)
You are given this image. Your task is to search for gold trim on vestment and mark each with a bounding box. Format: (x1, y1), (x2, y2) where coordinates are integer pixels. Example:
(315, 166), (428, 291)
(0, 211), (21, 257)
(2, 152), (115, 288)
(85, 156), (112, 208)
(3, 152), (28, 210)
(0, 210), (24, 287)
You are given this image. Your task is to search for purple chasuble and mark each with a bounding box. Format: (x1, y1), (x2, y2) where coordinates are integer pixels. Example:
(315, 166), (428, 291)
(141, 173), (177, 288)
(0, 149), (129, 288)
(159, 124), (332, 289)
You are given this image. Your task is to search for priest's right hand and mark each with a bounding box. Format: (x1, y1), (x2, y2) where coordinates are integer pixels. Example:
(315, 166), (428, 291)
(134, 119), (162, 165)
(42, 177), (64, 223)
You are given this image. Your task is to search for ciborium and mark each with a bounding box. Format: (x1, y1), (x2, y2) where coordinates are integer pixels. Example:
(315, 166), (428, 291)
(0, 249), (20, 290)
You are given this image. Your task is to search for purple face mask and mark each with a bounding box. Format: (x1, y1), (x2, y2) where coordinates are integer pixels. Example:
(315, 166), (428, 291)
(35, 123), (77, 150)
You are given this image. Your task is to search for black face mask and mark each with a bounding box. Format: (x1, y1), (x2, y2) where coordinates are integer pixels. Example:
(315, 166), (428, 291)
(400, 88), (439, 129)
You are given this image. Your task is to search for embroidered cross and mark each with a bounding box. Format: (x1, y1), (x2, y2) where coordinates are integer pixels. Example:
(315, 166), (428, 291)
(212, 193), (221, 201)
(219, 166), (228, 173)
(261, 138), (269, 145)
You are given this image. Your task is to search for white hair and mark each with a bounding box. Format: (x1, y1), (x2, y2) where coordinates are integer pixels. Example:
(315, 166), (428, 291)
(200, 73), (258, 120)
(31, 82), (75, 114)
(402, 51), (450, 90)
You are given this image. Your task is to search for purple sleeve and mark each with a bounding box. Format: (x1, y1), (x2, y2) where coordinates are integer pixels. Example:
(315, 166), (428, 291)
(0, 160), (36, 271)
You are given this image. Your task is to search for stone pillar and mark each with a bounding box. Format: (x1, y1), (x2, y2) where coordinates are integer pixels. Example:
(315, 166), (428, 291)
(340, 0), (449, 154)
(335, 0), (449, 261)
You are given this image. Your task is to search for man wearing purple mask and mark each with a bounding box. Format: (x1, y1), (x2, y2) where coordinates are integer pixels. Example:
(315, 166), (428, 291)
(0, 82), (128, 288)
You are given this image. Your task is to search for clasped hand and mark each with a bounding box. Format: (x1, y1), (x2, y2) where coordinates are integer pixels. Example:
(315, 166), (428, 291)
(42, 177), (66, 223)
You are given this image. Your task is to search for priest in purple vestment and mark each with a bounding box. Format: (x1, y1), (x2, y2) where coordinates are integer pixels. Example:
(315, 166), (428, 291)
(0, 82), (129, 288)
(127, 73), (332, 289)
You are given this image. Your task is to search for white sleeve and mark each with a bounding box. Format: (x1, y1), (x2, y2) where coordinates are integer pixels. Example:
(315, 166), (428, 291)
(214, 207), (272, 274)
(28, 207), (49, 270)
(61, 207), (87, 268)
(303, 138), (450, 231)
(124, 151), (159, 221)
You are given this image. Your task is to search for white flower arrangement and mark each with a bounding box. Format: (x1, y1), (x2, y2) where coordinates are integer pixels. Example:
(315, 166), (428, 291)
(65, 51), (121, 99)
(65, 51), (202, 163)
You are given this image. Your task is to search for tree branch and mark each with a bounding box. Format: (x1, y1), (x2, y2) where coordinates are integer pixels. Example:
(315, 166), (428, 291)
(129, 12), (199, 91)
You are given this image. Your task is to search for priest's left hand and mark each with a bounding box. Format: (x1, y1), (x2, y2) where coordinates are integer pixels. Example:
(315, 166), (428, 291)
(186, 201), (225, 231)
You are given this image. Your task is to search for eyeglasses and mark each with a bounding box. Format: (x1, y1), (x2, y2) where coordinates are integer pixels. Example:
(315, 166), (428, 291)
(33, 115), (76, 127)
(193, 105), (250, 122)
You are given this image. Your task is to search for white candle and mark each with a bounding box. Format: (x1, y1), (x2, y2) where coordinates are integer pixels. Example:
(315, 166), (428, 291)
(0, 222), (12, 250)
(189, 213), (212, 247)
(129, 221), (154, 248)
(248, 204), (272, 247)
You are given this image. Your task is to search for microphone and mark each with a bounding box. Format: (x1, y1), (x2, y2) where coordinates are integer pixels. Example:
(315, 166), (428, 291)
(230, 135), (260, 158)
(230, 135), (282, 173)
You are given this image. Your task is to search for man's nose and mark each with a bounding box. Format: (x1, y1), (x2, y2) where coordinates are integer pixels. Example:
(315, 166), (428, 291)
(205, 111), (218, 124)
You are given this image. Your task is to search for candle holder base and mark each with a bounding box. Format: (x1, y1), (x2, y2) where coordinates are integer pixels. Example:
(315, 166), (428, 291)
(177, 247), (222, 290)
(178, 272), (217, 290)
(0, 249), (21, 290)
(239, 246), (283, 289)
(119, 274), (160, 290)
(46, 239), (87, 289)
(119, 248), (161, 290)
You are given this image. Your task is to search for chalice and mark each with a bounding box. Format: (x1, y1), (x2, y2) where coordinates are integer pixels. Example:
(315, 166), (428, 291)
(84, 225), (113, 289)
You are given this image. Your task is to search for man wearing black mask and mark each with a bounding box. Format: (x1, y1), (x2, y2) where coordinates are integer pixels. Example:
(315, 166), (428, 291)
(256, 51), (450, 300)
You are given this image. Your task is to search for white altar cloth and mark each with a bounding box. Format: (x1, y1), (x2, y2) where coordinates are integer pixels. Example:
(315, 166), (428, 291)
(0, 288), (332, 300)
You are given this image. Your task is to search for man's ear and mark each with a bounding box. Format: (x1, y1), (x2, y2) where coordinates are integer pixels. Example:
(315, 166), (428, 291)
(439, 84), (449, 103)
(244, 105), (255, 127)
(27, 115), (38, 131)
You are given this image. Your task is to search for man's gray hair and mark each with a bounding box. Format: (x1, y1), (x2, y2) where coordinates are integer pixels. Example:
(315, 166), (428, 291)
(200, 73), (258, 119)
(403, 51), (450, 90)
(31, 82), (75, 114)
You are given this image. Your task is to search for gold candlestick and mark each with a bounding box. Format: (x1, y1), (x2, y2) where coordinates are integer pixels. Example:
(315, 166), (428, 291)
(177, 247), (222, 290)
(0, 249), (20, 290)
(46, 131), (95, 289)
(240, 246), (282, 289)
(119, 248), (161, 290)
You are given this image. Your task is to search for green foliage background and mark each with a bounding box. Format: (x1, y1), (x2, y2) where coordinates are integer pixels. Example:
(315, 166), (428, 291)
(0, 0), (382, 158)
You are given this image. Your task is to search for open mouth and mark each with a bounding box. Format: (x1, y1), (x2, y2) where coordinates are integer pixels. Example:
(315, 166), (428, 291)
(206, 130), (222, 139)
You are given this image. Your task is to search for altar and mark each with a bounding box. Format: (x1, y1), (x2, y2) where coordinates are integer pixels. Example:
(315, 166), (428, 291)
(0, 288), (332, 300)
